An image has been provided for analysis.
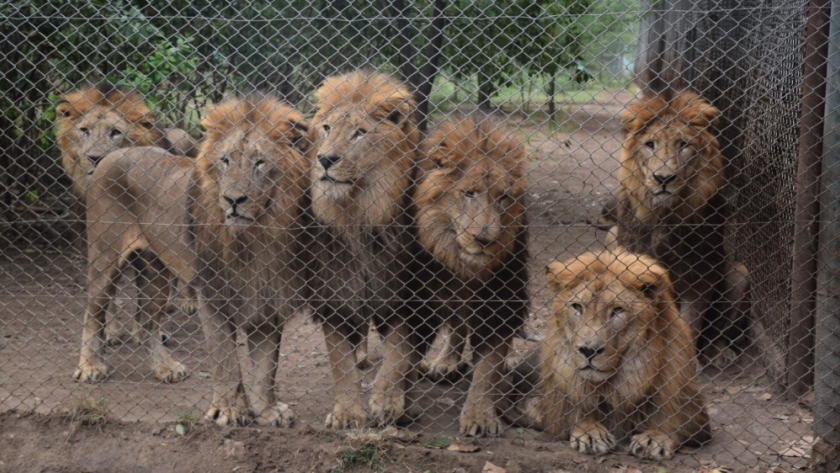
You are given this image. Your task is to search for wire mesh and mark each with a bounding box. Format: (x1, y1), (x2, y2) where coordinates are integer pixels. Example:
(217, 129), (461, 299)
(0, 0), (832, 470)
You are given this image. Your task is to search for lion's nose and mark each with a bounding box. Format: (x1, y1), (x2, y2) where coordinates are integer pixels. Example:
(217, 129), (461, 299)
(223, 195), (248, 206)
(318, 155), (341, 170)
(86, 154), (105, 167)
(578, 345), (605, 360)
(652, 174), (676, 186)
(475, 237), (492, 248)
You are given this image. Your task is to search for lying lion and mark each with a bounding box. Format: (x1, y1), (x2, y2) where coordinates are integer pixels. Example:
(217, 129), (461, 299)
(501, 250), (711, 460)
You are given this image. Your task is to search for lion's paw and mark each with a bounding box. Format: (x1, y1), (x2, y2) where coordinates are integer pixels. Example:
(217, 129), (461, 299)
(709, 345), (738, 369)
(254, 402), (294, 428)
(459, 398), (503, 437)
(570, 420), (615, 456)
(355, 348), (372, 370)
(419, 358), (471, 383)
(325, 402), (367, 430)
(369, 390), (416, 426)
(204, 405), (248, 427)
(152, 360), (188, 383)
(180, 298), (198, 316)
(630, 430), (676, 460)
(72, 362), (109, 383)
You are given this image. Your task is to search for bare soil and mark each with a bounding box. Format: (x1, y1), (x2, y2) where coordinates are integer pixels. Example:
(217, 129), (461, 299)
(0, 91), (814, 473)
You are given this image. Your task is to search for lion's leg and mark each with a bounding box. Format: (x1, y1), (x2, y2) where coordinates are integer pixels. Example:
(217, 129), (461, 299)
(134, 254), (187, 383)
(130, 252), (171, 346)
(246, 321), (293, 427)
(708, 260), (751, 368)
(178, 281), (199, 315)
(199, 294), (247, 426)
(322, 316), (367, 429)
(74, 248), (123, 383)
(355, 319), (372, 369)
(420, 322), (469, 382)
(459, 334), (509, 437)
(104, 314), (130, 346)
(369, 320), (419, 426)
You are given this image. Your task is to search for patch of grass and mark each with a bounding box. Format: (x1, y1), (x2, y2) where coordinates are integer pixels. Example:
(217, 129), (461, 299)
(332, 446), (386, 473)
(175, 407), (200, 435)
(70, 392), (109, 426)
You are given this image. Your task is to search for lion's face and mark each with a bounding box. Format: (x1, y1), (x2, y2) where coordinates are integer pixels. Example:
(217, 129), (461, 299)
(545, 251), (677, 383)
(197, 98), (312, 237)
(310, 72), (419, 228)
(619, 91), (723, 217)
(416, 118), (527, 280)
(56, 85), (167, 196)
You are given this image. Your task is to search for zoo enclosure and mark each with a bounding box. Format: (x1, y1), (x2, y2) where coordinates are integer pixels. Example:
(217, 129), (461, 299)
(0, 0), (838, 471)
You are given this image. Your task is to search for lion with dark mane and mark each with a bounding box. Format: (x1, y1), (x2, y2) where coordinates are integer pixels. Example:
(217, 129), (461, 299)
(503, 250), (711, 460)
(78, 97), (312, 428)
(608, 90), (749, 366)
(307, 71), (424, 429)
(412, 115), (530, 436)
(56, 84), (198, 347)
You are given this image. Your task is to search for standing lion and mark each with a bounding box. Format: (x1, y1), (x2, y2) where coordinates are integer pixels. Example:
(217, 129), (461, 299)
(411, 115), (530, 437)
(78, 97), (313, 428)
(503, 250), (711, 460)
(608, 90), (750, 366)
(56, 84), (198, 347)
(308, 71), (422, 429)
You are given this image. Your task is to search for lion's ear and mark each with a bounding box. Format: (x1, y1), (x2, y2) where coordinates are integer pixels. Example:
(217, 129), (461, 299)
(288, 120), (313, 153)
(618, 109), (643, 136)
(56, 101), (76, 120)
(630, 264), (672, 300)
(546, 261), (579, 292)
(699, 103), (721, 129)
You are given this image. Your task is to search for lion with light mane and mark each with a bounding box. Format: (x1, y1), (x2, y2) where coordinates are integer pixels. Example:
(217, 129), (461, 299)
(78, 97), (312, 428)
(307, 71), (422, 429)
(505, 250), (710, 460)
(411, 115), (530, 436)
(608, 90), (750, 366)
(56, 84), (198, 348)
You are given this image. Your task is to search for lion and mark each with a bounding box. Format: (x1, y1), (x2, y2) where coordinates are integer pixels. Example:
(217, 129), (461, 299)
(411, 115), (530, 436)
(608, 90), (750, 366)
(308, 71), (422, 429)
(77, 97), (312, 428)
(503, 250), (711, 460)
(56, 84), (199, 345)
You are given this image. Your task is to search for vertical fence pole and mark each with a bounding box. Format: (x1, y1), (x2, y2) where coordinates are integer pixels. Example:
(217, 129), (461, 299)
(787, 0), (831, 400)
(814, 0), (840, 469)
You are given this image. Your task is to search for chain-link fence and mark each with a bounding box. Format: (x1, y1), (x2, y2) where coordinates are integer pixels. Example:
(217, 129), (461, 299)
(0, 1), (836, 471)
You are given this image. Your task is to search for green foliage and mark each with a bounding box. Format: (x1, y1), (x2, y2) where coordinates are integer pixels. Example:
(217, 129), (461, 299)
(332, 447), (386, 473)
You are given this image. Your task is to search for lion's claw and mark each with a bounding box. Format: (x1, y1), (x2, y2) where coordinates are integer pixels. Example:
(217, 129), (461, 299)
(369, 390), (414, 426)
(72, 362), (109, 383)
(204, 406), (249, 426)
(630, 430), (676, 460)
(254, 403), (294, 428)
(152, 360), (188, 383)
(570, 420), (615, 456)
(325, 402), (367, 430)
(459, 399), (503, 437)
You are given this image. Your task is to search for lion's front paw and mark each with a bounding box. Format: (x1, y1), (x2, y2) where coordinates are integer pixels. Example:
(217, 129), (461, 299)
(419, 358), (470, 383)
(152, 360), (188, 383)
(630, 430), (677, 460)
(325, 401), (367, 430)
(73, 362), (109, 383)
(369, 389), (416, 426)
(105, 326), (130, 347)
(254, 402), (294, 428)
(180, 298), (198, 316)
(459, 398), (503, 437)
(204, 405), (248, 426)
(707, 344), (738, 369)
(570, 420), (615, 456)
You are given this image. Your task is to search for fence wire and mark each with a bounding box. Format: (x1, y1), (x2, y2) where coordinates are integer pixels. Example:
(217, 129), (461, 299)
(0, 0), (833, 471)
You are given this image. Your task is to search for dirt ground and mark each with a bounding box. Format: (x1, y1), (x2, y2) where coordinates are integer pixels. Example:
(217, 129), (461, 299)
(0, 91), (815, 473)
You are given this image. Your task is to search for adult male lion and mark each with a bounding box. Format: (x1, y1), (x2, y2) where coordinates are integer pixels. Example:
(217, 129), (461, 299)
(78, 97), (312, 428)
(608, 90), (749, 366)
(412, 116), (530, 436)
(504, 251), (711, 460)
(56, 84), (198, 346)
(308, 71), (422, 429)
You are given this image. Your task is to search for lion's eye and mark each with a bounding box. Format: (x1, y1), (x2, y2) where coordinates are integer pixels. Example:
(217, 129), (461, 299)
(644, 141), (655, 150)
(80, 127), (90, 137)
(110, 128), (122, 139)
(354, 128), (368, 140)
(677, 140), (687, 149)
(464, 190), (477, 199)
(219, 156), (230, 168)
(255, 159), (266, 171)
(322, 125), (331, 136)
(571, 303), (583, 313)
(610, 307), (624, 319)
